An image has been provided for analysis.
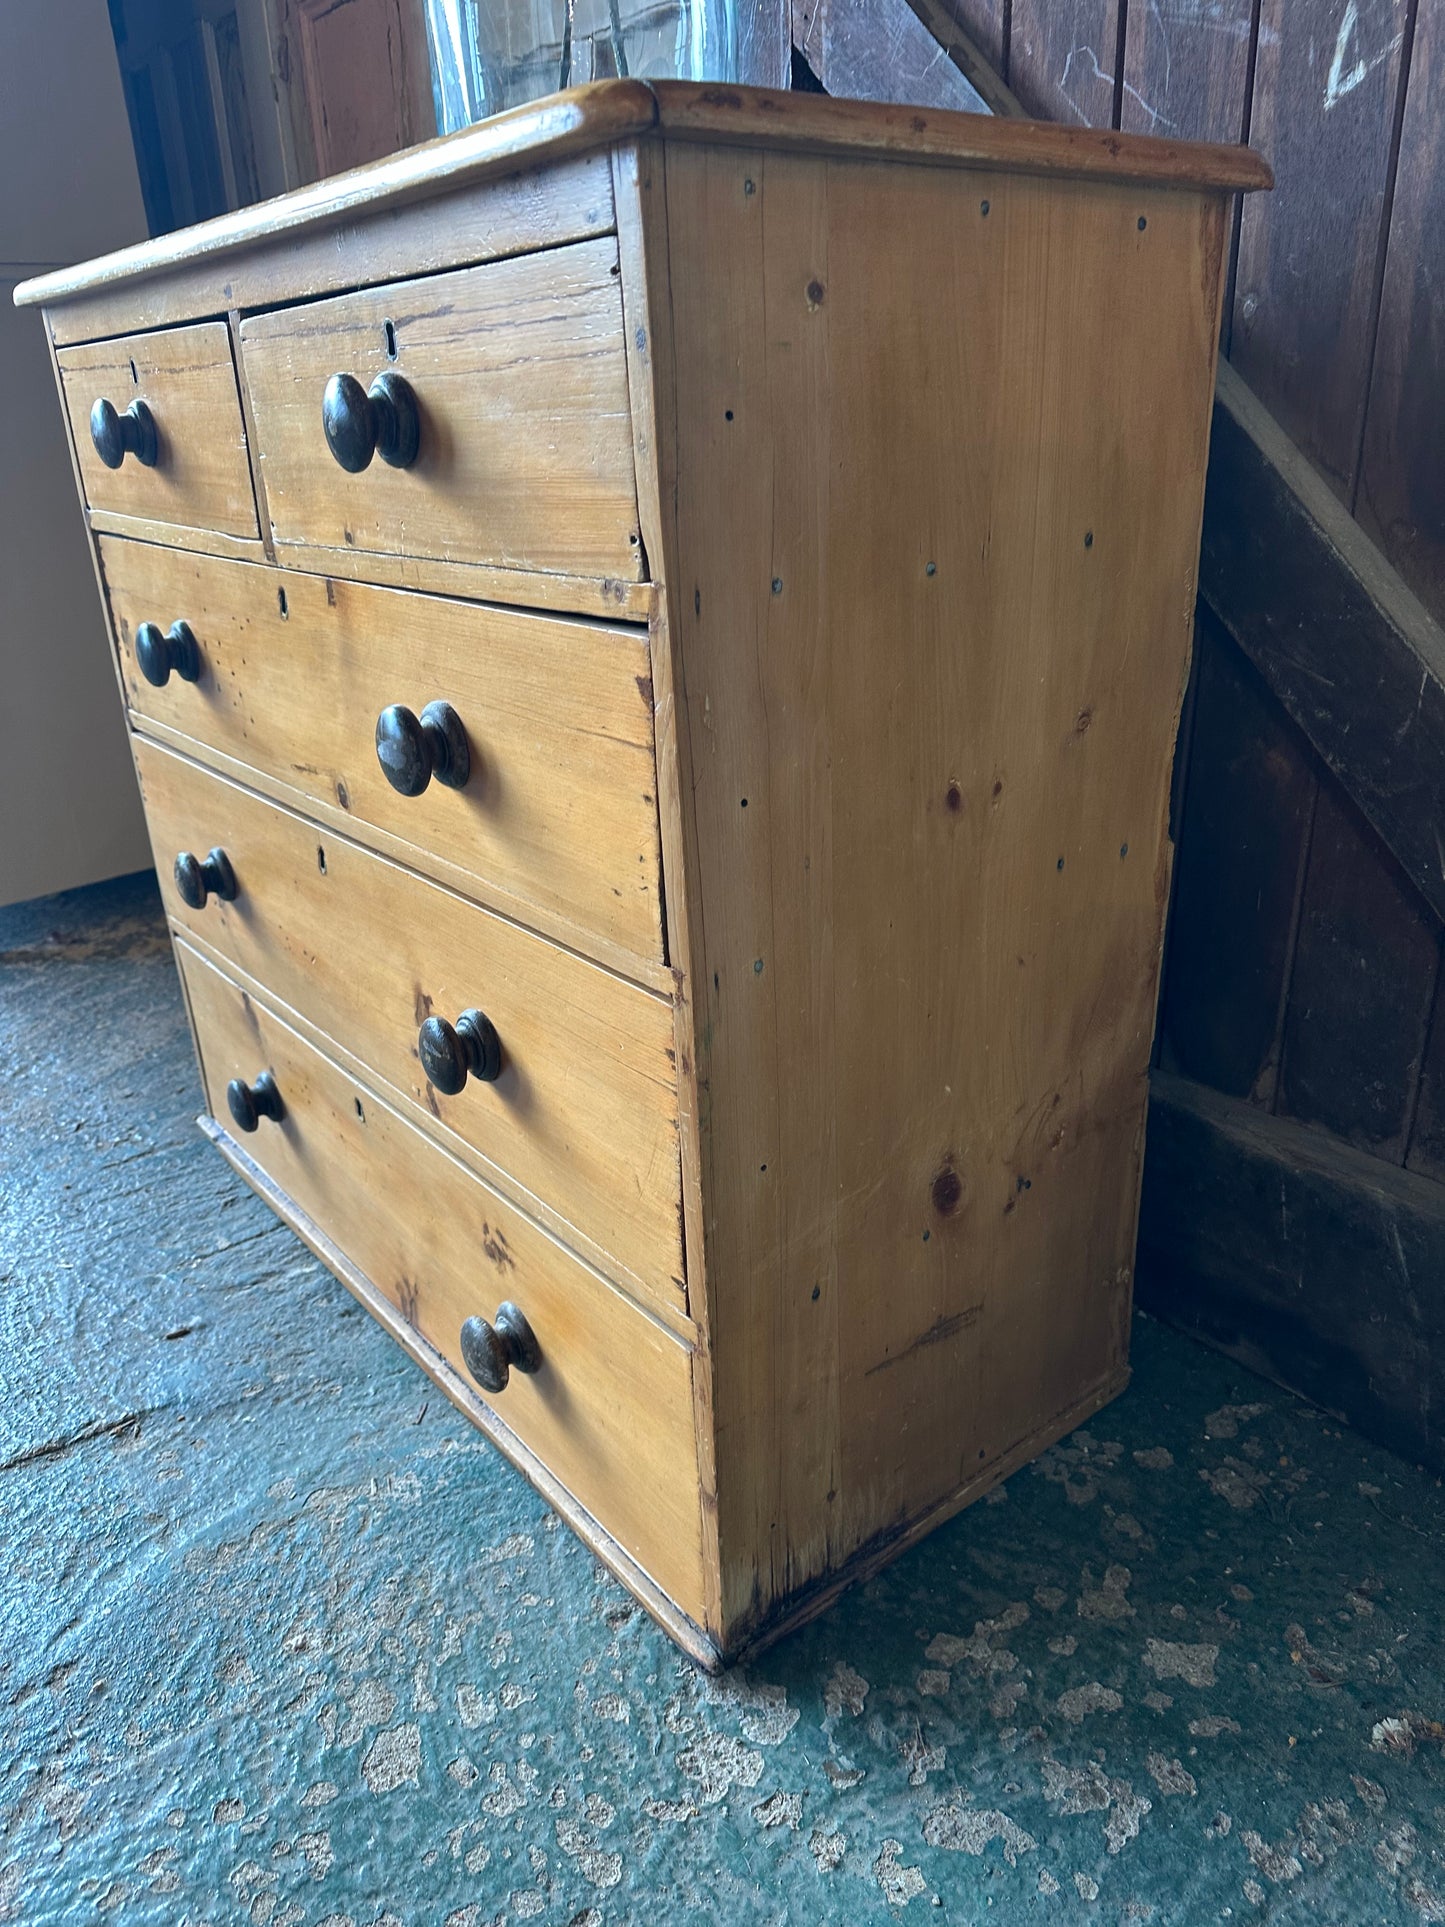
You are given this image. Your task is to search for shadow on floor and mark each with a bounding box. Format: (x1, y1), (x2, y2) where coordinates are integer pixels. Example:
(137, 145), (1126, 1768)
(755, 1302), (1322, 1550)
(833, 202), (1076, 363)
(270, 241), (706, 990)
(2, 871), (1444, 1924)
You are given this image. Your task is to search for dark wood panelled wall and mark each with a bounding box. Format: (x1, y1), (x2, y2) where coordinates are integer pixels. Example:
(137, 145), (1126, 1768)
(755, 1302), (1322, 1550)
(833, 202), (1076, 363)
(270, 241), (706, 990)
(796, 0), (1445, 1467)
(912, 0), (1443, 621)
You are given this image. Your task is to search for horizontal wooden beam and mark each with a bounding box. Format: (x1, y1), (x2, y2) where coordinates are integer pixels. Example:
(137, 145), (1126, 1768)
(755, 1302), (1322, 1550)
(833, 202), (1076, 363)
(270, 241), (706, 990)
(1201, 360), (1445, 924)
(1139, 1070), (1445, 1472)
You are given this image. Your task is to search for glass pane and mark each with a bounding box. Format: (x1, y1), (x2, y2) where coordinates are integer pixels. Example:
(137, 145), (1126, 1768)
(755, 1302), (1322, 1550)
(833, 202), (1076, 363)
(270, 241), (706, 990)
(424, 0), (744, 128)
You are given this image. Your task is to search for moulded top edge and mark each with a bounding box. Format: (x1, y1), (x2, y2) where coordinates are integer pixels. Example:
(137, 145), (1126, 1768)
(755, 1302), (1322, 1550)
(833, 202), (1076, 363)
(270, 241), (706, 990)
(14, 79), (1270, 312)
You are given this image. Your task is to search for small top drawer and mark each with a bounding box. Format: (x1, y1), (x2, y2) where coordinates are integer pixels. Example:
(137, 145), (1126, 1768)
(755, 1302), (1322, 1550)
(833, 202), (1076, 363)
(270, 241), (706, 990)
(238, 237), (643, 582)
(56, 321), (260, 541)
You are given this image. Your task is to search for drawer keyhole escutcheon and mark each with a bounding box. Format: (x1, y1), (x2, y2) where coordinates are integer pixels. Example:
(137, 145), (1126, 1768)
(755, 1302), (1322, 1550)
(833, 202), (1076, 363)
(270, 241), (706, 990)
(173, 846), (238, 909)
(419, 1008), (501, 1094)
(460, 1302), (541, 1393)
(226, 1070), (284, 1134)
(376, 700), (470, 796)
(89, 396), (158, 469)
(322, 369), (420, 472)
(135, 619), (201, 687)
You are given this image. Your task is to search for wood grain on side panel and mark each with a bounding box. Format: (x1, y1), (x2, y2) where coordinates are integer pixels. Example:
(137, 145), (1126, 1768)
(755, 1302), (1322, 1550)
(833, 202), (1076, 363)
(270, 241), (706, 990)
(654, 143), (1226, 1639)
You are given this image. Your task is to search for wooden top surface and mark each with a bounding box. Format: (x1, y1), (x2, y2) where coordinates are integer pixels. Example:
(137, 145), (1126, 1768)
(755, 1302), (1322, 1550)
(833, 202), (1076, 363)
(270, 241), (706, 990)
(15, 79), (1270, 312)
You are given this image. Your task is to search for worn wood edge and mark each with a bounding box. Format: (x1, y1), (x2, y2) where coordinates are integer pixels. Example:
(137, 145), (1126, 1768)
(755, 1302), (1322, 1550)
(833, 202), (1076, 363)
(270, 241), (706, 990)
(228, 307), (276, 562)
(39, 161), (620, 350)
(128, 713), (673, 995)
(648, 82), (1273, 192)
(14, 82), (660, 311)
(171, 915), (693, 1339)
(1203, 360), (1445, 923)
(1138, 1068), (1445, 1474)
(200, 1112), (724, 1672)
(269, 540), (657, 624)
(15, 81), (1272, 322)
(724, 1367), (1131, 1663)
(88, 508), (267, 563)
(899, 0), (1026, 118)
(610, 138), (726, 1638)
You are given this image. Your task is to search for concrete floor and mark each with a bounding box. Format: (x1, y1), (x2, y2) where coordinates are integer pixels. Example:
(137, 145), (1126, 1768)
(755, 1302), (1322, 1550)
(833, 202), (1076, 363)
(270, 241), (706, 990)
(4, 871), (1445, 1926)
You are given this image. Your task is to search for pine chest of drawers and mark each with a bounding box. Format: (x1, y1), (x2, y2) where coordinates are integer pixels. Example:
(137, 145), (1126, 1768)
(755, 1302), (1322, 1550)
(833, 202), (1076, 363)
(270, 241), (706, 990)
(18, 81), (1269, 1666)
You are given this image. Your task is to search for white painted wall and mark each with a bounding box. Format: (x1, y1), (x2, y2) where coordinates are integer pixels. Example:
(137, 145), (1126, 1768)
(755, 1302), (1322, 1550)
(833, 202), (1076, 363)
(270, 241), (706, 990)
(1, 1), (151, 908)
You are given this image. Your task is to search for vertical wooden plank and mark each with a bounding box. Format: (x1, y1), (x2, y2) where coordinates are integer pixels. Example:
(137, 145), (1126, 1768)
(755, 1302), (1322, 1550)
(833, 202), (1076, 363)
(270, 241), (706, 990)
(1158, 612), (1316, 1103)
(1121, 0), (1256, 141)
(1356, 0), (1445, 624)
(1277, 780), (1439, 1159)
(1231, 0), (1410, 499)
(1008, 0), (1120, 126)
(1407, 964), (1445, 1181)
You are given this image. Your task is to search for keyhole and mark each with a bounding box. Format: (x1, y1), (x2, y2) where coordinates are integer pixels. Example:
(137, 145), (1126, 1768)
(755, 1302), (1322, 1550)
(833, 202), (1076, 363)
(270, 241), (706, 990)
(384, 319), (397, 360)
(317, 845), (327, 875)
(277, 587), (288, 619)
(129, 358), (138, 385)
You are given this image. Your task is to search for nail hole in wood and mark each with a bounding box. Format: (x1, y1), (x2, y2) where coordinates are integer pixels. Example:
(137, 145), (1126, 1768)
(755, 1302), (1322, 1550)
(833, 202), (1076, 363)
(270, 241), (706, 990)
(980, 199), (990, 216)
(317, 845), (326, 874)
(354, 1096), (365, 1121)
(1084, 530), (1094, 549)
(277, 586), (288, 618)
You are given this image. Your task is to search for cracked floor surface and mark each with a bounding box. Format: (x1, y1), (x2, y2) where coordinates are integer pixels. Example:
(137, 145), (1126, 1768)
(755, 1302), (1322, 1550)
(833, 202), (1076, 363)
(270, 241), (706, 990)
(4, 869), (1445, 1925)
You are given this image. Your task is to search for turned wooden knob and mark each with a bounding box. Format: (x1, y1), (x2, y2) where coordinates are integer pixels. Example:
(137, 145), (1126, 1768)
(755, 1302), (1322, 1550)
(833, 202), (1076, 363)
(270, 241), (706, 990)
(90, 396), (158, 469)
(173, 846), (237, 909)
(226, 1069), (284, 1133)
(322, 370), (420, 472)
(376, 700), (470, 796)
(460, 1302), (541, 1393)
(418, 1009), (501, 1095)
(135, 619), (201, 687)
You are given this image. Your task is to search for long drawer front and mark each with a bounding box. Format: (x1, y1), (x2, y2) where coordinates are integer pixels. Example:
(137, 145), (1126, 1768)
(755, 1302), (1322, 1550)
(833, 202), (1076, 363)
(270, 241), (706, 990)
(102, 538), (664, 961)
(177, 940), (707, 1621)
(134, 737), (685, 1313)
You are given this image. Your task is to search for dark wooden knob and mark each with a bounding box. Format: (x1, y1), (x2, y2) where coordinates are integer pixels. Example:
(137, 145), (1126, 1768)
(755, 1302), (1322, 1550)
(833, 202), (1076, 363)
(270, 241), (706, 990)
(460, 1302), (540, 1393)
(135, 619), (201, 687)
(375, 700), (470, 796)
(419, 1008), (501, 1095)
(173, 846), (238, 909)
(322, 370), (420, 472)
(90, 396), (157, 469)
(226, 1070), (284, 1133)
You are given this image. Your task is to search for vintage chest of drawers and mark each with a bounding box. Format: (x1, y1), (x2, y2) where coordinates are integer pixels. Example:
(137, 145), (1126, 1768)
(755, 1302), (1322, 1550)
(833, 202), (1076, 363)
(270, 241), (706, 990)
(17, 81), (1270, 1666)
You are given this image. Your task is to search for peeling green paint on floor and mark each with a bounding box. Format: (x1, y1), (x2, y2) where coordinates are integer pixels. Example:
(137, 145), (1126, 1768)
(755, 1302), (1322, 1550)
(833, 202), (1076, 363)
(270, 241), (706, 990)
(4, 870), (1445, 1925)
